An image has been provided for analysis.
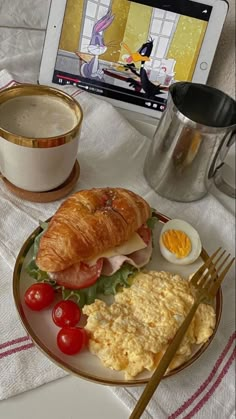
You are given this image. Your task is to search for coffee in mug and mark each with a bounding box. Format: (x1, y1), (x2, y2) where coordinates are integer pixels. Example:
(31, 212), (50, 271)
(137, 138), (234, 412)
(0, 84), (83, 192)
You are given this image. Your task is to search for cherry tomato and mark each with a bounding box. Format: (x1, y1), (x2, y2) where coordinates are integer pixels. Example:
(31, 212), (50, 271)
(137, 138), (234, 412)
(55, 258), (103, 290)
(24, 283), (55, 311)
(137, 224), (151, 245)
(52, 300), (81, 327)
(57, 327), (88, 355)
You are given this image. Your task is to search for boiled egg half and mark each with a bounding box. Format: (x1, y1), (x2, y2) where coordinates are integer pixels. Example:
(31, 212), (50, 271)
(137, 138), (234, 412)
(159, 219), (202, 265)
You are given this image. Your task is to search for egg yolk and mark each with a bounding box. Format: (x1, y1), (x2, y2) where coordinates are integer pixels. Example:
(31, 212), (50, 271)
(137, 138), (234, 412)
(161, 229), (192, 258)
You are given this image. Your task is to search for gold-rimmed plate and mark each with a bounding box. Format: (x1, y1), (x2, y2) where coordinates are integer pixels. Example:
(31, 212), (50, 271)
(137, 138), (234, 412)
(13, 212), (222, 386)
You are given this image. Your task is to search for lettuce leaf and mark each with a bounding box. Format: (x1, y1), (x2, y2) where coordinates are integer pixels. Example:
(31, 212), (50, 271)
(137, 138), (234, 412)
(146, 210), (159, 230)
(60, 263), (136, 308)
(26, 259), (49, 281)
(97, 263), (135, 295)
(26, 221), (50, 280)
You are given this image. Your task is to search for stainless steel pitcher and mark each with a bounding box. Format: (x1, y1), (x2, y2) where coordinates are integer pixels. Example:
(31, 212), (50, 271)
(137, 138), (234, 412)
(144, 82), (236, 202)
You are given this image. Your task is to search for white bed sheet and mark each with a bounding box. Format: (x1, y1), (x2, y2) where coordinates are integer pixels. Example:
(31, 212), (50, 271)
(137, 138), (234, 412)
(0, 0), (50, 83)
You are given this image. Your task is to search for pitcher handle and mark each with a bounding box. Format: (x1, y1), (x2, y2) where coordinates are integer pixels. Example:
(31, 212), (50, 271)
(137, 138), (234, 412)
(208, 129), (236, 179)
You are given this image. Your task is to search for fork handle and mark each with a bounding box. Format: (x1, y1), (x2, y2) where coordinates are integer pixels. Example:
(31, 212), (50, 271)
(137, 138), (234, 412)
(129, 300), (201, 419)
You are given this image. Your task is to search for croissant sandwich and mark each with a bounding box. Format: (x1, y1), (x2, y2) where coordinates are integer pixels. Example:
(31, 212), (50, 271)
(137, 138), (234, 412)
(29, 188), (155, 305)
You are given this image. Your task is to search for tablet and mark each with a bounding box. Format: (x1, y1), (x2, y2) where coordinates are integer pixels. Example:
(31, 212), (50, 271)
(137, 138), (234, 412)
(39, 0), (228, 119)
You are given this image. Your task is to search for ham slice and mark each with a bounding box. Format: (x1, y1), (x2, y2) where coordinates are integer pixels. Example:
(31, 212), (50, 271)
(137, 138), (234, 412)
(101, 240), (153, 276)
(49, 239), (153, 286)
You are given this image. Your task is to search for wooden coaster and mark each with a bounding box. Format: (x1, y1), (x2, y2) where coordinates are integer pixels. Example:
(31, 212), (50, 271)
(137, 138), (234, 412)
(2, 160), (80, 203)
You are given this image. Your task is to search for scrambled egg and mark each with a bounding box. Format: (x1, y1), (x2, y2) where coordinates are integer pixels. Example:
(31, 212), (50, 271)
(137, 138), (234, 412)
(83, 271), (216, 380)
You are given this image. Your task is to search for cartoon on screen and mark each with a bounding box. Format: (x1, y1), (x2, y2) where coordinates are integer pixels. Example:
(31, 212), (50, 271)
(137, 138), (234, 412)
(54, 0), (208, 109)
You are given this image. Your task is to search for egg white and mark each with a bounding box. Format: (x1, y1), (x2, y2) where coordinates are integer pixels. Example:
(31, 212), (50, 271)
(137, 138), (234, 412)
(159, 219), (202, 265)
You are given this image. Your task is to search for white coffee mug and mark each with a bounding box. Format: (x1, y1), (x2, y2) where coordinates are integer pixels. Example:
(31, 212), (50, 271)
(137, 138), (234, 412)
(0, 84), (83, 192)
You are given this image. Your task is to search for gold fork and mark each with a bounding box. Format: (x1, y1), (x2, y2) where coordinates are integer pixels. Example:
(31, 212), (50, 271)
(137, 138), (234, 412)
(129, 248), (235, 419)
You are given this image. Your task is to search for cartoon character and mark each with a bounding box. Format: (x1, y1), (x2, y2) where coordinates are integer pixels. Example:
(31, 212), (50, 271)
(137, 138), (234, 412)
(123, 39), (168, 98)
(81, 10), (114, 80)
(121, 40), (152, 64)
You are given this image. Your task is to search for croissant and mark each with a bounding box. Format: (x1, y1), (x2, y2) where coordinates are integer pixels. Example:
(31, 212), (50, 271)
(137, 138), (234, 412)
(36, 187), (151, 272)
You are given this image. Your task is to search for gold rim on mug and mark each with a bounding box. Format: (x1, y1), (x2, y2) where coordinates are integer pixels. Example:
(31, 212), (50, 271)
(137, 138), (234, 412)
(12, 211), (223, 386)
(0, 84), (83, 148)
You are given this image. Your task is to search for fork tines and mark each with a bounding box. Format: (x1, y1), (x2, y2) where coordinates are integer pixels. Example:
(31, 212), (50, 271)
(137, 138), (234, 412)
(191, 247), (235, 297)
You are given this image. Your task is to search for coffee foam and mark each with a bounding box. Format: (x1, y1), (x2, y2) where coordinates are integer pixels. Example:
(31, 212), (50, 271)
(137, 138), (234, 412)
(0, 95), (79, 138)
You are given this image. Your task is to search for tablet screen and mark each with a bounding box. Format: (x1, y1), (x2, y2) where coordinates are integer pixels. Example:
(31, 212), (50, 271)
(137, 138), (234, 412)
(52, 0), (212, 114)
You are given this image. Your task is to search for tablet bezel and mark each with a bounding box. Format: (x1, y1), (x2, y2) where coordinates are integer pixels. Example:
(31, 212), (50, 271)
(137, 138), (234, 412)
(39, 0), (228, 120)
